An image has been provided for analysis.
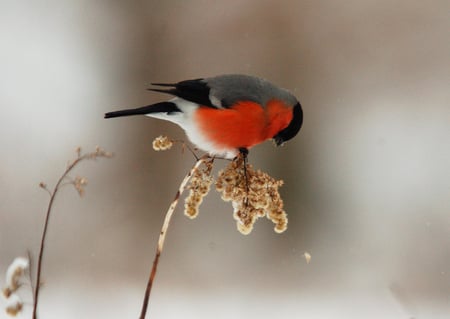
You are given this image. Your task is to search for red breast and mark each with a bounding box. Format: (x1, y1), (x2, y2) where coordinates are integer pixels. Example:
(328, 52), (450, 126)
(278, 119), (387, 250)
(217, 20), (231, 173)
(194, 99), (294, 150)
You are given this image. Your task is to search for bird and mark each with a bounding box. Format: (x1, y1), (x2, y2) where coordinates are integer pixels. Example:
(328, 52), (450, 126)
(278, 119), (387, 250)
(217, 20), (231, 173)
(105, 74), (303, 158)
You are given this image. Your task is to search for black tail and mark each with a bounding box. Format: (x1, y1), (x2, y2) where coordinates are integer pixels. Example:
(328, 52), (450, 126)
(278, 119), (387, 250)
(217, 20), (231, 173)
(104, 101), (181, 119)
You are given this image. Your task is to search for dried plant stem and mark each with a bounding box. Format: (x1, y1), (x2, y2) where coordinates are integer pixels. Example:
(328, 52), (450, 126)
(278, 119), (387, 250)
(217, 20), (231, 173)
(33, 158), (81, 319)
(33, 148), (112, 319)
(139, 155), (209, 319)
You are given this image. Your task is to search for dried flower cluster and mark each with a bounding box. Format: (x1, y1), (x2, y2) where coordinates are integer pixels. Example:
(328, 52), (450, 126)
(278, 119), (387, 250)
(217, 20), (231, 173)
(152, 135), (289, 235)
(38, 147), (113, 198)
(152, 135), (173, 151)
(304, 252), (312, 264)
(2, 257), (28, 316)
(215, 155), (288, 235)
(74, 176), (88, 196)
(71, 147), (112, 197)
(76, 146), (113, 160)
(184, 159), (214, 218)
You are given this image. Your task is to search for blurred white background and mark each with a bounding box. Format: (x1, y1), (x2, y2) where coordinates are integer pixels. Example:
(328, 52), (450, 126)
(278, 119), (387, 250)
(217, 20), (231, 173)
(0, 0), (449, 318)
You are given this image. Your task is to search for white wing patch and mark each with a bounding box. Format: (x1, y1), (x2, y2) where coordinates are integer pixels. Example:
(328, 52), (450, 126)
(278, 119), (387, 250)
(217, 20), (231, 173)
(209, 93), (223, 108)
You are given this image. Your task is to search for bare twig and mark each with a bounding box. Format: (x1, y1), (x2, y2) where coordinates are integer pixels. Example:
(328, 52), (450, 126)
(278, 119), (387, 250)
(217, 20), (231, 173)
(32, 147), (112, 319)
(139, 154), (209, 319)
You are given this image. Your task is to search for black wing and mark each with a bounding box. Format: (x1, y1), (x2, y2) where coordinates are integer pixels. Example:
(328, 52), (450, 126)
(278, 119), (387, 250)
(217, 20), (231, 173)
(149, 78), (217, 108)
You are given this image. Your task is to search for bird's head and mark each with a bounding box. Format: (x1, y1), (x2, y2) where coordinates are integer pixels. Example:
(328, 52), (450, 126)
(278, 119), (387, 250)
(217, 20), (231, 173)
(273, 101), (303, 146)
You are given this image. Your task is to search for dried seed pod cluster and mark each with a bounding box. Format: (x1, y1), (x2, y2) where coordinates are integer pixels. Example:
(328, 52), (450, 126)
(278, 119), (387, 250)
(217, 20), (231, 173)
(2, 257), (28, 317)
(74, 176), (88, 197)
(184, 159), (214, 218)
(152, 135), (290, 235)
(215, 155), (287, 235)
(152, 135), (173, 151)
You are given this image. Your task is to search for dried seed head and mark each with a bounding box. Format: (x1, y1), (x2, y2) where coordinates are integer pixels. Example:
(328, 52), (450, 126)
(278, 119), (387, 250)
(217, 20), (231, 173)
(94, 146), (114, 158)
(237, 222), (253, 235)
(304, 252), (312, 264)
(85, 146), (113, 159)
(184, 159), (214, 218)
(2, 287), (12, 299)
(215, 155), (288, 235)
(5, 293), (23, 317)
(184, 201), (199, 219)
(74, 176), (88, 197)
(4, 258), (28, 293)
(152, 135), (173, 151)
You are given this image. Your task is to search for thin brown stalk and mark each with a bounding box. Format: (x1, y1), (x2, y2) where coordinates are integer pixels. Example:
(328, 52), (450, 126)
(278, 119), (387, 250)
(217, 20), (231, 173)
(32, 148), (112, 319)
(139, 155), (209, 319)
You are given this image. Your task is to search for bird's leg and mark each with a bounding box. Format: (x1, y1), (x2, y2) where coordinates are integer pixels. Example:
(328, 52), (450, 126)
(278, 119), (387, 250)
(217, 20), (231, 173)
(238, 147), (250, 207)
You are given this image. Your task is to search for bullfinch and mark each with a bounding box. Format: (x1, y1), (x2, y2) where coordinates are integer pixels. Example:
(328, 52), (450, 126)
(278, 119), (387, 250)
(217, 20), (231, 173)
(105, 74), (303, 158)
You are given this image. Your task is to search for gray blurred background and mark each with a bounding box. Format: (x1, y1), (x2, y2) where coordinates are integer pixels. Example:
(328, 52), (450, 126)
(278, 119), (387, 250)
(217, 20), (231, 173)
(1, 1), (449, 318)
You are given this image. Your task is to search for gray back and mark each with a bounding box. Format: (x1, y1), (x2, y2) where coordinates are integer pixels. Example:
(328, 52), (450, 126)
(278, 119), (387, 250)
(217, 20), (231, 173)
(205, 74), (298, 108)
